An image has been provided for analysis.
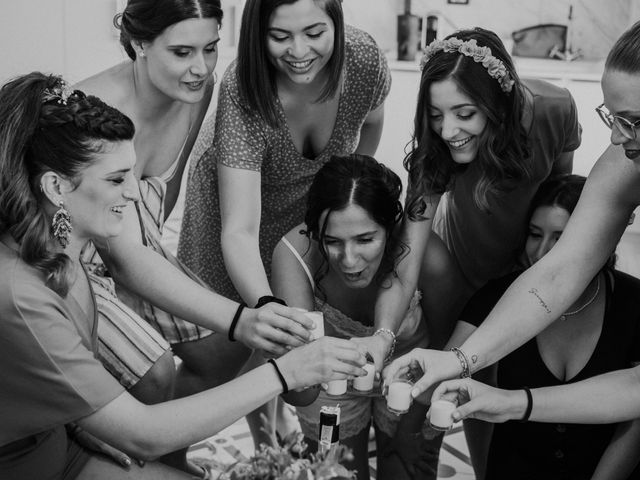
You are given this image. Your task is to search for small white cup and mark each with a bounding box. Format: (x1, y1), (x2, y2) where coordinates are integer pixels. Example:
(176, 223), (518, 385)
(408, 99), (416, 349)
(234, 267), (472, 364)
(429, 399), (456, 431)
(326, 379), (348, 396)
(386, 380), (413, 414)
(352, 363), (376, 392)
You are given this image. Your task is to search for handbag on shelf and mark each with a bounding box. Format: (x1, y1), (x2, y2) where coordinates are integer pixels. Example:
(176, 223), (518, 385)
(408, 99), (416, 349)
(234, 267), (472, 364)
(511, 24), (567, 58)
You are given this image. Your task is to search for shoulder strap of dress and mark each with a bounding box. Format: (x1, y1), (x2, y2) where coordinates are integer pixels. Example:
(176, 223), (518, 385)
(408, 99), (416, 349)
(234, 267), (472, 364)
(280, 237), (315, 289)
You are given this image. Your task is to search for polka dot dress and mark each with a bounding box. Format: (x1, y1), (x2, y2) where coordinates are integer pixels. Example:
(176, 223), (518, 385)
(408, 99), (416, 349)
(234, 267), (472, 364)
(178, 26), (391, 301)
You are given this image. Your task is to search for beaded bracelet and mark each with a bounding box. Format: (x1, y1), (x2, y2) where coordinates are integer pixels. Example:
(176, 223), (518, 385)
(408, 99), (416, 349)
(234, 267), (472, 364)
(268, 358), (289, 394)
(450, 347), (471, 378)
(228, 303), (246, 342)
(519, 387), (533, 422)
(374, 328), (397, 362)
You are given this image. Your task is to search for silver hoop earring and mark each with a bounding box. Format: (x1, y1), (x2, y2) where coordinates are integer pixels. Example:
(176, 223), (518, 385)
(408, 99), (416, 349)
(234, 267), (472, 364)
(52, 202), (72, 248)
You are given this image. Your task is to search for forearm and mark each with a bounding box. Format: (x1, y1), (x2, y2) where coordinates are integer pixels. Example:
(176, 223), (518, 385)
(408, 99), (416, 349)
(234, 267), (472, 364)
(222, 230), (272, 306)
(530, 367), (640, 424)
(459, 261), (584, 373)
(81, 363), (283, 459)
(591, 419), (640, 480)
(102, 244), (239, 332)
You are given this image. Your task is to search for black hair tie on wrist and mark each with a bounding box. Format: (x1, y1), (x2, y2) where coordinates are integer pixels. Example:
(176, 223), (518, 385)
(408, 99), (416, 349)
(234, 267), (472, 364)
(255, 295), (287, 309)
(228, 302), (246, 342)
(267, 358), (289, 394)
(519, 387), (533, 422)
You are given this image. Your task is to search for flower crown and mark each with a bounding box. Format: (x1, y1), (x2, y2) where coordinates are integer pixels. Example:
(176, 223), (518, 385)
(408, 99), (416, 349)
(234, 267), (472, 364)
(42, 81), (76, 105)
(420, 37), (515, 93)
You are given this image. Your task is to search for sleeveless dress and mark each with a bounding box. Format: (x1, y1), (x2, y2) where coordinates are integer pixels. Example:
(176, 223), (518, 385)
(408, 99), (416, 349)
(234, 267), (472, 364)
(280, 238), (429, 439)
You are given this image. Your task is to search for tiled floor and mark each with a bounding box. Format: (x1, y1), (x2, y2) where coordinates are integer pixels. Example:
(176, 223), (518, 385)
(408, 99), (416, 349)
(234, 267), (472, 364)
(187, 415), (475, 479)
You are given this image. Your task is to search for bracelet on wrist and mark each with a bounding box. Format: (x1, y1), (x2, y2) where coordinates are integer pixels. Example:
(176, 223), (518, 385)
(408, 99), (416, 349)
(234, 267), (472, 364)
(267, 358), (289, 394)
(255, 295), (287, 309)
(450, 347), (471, 378)
(519, 387), (533, 422)
(228, 302), (246, 342)
(374, 328), (397, 363)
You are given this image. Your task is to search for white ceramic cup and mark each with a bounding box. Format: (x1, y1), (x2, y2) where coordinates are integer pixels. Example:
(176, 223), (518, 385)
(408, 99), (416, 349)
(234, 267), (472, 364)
(386, 380), (413, 414)
(352, 363), (376, 392)
(429, 399), (457, 431)
(326, 379), (348, 396)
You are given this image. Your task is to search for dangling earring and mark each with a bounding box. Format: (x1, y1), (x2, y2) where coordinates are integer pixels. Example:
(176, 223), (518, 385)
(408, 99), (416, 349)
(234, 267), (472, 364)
(52, 202), (72, 248)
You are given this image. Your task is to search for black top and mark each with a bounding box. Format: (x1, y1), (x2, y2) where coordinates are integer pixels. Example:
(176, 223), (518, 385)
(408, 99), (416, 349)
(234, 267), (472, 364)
(461, 269), (640, 479)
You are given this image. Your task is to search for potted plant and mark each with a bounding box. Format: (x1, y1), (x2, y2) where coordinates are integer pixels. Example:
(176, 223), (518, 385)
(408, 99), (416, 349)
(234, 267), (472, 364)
(220, 432), (356, 480)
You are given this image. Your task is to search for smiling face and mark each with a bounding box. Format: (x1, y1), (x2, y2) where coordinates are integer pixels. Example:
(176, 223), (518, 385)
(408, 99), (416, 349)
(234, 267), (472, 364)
(141, 17), (220, 103)
(321, 203), (387, 288)
(428, 78), (488, 165)
(266, 0), (335, 87)
(601, 69), (640, 162)
(524, 205), (571, 267)
(64, 141), (139, 244)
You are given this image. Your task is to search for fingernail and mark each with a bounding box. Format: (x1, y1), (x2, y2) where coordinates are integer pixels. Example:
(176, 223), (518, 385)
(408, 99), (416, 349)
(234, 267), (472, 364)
(123, 457), (131, 467)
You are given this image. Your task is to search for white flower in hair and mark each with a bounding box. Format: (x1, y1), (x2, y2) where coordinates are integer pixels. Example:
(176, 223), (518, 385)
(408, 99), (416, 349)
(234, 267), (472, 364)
(42, 81), (75, 105)
(421, 37), (515, 93)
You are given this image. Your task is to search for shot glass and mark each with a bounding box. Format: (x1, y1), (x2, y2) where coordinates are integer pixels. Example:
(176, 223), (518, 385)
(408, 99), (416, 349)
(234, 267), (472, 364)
(326, 379), (348, 396)
(352, 362), (376, 393)
(386, 379), (414, 415)
(428, 399), (457, 431)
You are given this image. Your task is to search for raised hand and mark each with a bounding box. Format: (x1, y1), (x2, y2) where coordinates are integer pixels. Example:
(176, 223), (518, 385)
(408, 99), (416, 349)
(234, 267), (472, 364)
(277, 336), (368, 390)
(235, 304), (315, 355)
(431, 378), (527, 423)
(382, 348), (462, 399)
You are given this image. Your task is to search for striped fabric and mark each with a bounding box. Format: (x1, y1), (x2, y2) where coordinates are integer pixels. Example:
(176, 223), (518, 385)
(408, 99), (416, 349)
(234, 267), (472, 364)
(81, 176), (213, 386)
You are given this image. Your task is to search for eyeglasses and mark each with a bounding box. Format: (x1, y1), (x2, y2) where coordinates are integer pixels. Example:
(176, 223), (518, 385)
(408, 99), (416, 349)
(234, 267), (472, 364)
(596, 103), (640, 141)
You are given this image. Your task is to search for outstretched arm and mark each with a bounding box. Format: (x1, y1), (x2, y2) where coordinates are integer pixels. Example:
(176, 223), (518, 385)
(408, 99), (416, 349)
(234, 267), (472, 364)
(98, 197), (312, 354)
(79, 336), (367, 460)
(369, 197), (440, 370)
(458, 145), (640, 374)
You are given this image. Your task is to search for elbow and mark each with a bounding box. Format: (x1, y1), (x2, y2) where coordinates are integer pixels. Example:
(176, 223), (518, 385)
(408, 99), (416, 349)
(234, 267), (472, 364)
(123, 438), (170, 461)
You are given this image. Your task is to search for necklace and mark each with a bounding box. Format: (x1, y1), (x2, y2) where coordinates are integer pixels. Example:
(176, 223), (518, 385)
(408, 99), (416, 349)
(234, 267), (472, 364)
(559, 276), (601, 321)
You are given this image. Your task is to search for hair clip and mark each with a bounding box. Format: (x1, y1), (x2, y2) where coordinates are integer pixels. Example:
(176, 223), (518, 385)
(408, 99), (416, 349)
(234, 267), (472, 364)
(42, 81), (75, 105)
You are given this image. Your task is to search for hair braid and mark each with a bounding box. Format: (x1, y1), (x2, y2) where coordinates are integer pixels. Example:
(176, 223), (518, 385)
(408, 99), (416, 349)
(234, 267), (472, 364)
(0, 72), (134, 296)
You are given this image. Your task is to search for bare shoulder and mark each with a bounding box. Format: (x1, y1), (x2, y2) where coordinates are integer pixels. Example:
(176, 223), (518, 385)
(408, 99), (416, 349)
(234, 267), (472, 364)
(282, 224), (312, 255)
(73, 62), (132, 109)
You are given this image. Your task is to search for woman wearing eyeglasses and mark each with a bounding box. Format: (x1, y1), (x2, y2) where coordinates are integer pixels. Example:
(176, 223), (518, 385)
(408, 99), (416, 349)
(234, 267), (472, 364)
(385, 20), (640, 427)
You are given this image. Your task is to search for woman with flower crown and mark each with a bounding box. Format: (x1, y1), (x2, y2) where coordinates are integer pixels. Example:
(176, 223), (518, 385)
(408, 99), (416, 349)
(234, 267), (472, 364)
(356, 27), (581, 477)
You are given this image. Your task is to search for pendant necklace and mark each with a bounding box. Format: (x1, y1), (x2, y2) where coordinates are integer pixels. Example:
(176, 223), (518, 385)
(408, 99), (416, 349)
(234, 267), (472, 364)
(559, 276), (601, 321)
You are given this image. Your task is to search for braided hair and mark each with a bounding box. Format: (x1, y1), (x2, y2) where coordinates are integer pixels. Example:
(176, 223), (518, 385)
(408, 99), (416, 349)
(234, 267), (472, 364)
(304, 154), (408, 294)
(0, 72), (134, 296)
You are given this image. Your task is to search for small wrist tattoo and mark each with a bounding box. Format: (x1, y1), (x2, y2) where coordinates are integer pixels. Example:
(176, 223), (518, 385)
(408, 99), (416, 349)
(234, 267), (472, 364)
(528, 288), (551, 314)
(471, 354), (478, 364)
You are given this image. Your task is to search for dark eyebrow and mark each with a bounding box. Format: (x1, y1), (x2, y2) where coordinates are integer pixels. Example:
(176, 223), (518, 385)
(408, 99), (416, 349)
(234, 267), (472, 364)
(268, 22), (328, 33)
(106, 168), (131, 175)
(168, 38), (220, 48)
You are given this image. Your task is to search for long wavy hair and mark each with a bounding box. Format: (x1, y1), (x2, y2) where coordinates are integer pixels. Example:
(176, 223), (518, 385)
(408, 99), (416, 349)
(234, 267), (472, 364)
(405, 27), (531, 219)
(115, 0), (223, 60)
(236, 0), (345, 128)
(303, 154), (408, 294)
(0, 73), (134, 296)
